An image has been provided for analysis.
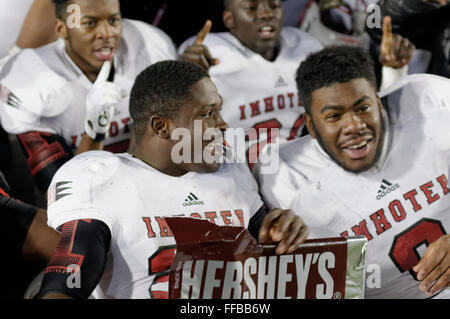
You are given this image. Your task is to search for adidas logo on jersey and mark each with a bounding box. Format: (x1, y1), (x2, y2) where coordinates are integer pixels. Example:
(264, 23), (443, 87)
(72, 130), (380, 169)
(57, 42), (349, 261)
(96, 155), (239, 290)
(274, 76), (288, 88)
(183, 192), (204, 206)
(376, 179), (399, 200)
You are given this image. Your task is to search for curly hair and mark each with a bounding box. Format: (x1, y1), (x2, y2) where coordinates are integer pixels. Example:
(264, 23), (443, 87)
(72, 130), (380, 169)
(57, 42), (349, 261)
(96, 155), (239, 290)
(296, 46), (377, 115)
(52, 0), (72, 19)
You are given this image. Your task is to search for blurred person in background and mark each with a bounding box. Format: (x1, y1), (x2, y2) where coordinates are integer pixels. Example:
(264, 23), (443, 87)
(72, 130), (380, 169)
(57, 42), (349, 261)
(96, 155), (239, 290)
(366, 0), (450, 79)
(0, 0), (177, 196)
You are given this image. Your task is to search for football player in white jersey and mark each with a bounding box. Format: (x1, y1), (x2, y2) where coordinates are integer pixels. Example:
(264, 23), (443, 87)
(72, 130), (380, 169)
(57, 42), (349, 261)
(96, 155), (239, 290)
(179, 0), (324, 169)
(0, 0), (177, 194)
(179, 0), (414, 169)
(38, 60), (309, 299)
(254, 46), (450, 299)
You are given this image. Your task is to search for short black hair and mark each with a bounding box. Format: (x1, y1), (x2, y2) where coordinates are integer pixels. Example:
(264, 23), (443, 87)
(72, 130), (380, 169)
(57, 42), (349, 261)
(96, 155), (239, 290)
(129, 60), (210, 142)
(296, 46), (377, 115)
(52, 0), (72, 19)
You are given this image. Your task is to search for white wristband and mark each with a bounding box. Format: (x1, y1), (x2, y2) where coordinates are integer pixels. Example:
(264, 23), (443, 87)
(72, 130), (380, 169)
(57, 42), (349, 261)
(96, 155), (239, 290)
(380, 65), (408, 91)
(84, 120), (107, 142)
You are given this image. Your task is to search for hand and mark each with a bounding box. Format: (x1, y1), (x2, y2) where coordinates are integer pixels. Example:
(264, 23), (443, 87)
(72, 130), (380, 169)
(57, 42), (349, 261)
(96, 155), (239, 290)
(379, 16), (415, 68)
(258, 208), (309, 255)
(84, 61), (126, 141)
(179, 20), (219, 71)
(412, 234), (450, 296)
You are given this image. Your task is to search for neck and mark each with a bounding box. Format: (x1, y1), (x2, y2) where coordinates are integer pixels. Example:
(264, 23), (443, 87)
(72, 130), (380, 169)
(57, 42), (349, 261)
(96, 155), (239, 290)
(260, 45), (279, 61)
(232, 33), (280, 61)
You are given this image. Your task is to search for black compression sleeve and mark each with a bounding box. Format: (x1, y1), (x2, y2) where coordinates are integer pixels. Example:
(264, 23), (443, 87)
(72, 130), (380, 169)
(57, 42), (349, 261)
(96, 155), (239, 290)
(17, 132), (74, 194)
(38, 219), (111, 299)
(248, 205), (269, 240)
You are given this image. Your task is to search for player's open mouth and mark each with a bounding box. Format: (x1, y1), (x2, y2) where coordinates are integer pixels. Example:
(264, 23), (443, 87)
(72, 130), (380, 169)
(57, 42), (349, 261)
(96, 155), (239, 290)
(204, 139), (229, 158)
(340, 138), (373, 160)
(258, 25), (276, 40)
(94, 47), (116, 61)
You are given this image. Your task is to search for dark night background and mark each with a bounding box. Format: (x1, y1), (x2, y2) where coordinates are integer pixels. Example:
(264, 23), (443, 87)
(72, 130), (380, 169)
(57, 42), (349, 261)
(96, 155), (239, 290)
(120, 0), (229, 47)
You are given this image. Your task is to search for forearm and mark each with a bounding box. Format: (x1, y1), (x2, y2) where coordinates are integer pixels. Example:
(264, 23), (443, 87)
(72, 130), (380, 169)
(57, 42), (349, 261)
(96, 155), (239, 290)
(38, 219), (111, 299)
(75, 133), (104, 155)
(22, 209), (60, 264)
(16, 0), (58, 49)
(247, 205), (269, 240)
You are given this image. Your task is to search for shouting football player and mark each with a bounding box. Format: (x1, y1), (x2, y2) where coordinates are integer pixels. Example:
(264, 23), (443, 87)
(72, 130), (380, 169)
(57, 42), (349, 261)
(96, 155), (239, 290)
(180, 0), (323, 167)
(0, 0), (177, 194)
(179, 0), (414, 169)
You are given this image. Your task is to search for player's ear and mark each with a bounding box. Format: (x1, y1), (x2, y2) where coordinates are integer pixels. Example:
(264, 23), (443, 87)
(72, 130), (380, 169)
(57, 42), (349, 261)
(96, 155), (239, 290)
(223, 10), (235, 30)
(304, 113), (316, 139)
(150, 116), (171, 139)
(55, 18), (68, 39)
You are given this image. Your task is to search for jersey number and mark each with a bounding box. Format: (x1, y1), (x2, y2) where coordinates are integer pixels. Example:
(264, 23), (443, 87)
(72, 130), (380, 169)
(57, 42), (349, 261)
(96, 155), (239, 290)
(389, 218), (446, 279)
(148, 245), (176, 298)
(247, 115), (304, 169)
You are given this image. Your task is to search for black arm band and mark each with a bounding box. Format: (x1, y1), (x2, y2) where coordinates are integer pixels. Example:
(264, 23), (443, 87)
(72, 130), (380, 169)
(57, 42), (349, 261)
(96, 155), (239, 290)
(248, 205), (269, 240)
(38, 219), (111, 299)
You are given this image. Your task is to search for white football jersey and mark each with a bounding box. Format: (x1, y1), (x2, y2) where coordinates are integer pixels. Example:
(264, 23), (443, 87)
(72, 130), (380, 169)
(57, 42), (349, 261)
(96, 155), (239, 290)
(47, 151), (263, 299)
(179, 28), (323, 158)
(0, 19), (177, 153)
(255, 74), (450, 299)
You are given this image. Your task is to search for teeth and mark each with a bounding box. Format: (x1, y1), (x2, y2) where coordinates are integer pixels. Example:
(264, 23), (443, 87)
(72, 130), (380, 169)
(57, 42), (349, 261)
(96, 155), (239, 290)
(261, 26), (272, 32)
(347, 140), (368, 149)
(100, 48), (112, 54)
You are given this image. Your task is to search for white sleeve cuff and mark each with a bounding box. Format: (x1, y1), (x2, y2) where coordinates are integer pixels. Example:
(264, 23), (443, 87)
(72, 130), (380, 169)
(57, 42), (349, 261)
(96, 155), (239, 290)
(380, 65), (408, 91)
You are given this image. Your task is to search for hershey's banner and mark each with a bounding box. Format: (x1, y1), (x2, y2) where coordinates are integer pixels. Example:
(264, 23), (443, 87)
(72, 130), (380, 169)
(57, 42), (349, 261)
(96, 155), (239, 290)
(166, 217), (367, 299)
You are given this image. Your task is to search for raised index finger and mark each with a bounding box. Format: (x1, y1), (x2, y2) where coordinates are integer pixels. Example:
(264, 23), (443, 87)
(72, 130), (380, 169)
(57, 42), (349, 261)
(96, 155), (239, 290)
(381, 16), (393, 49)
(94, 61), (111, 86)
(195, 20), (212, 45)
